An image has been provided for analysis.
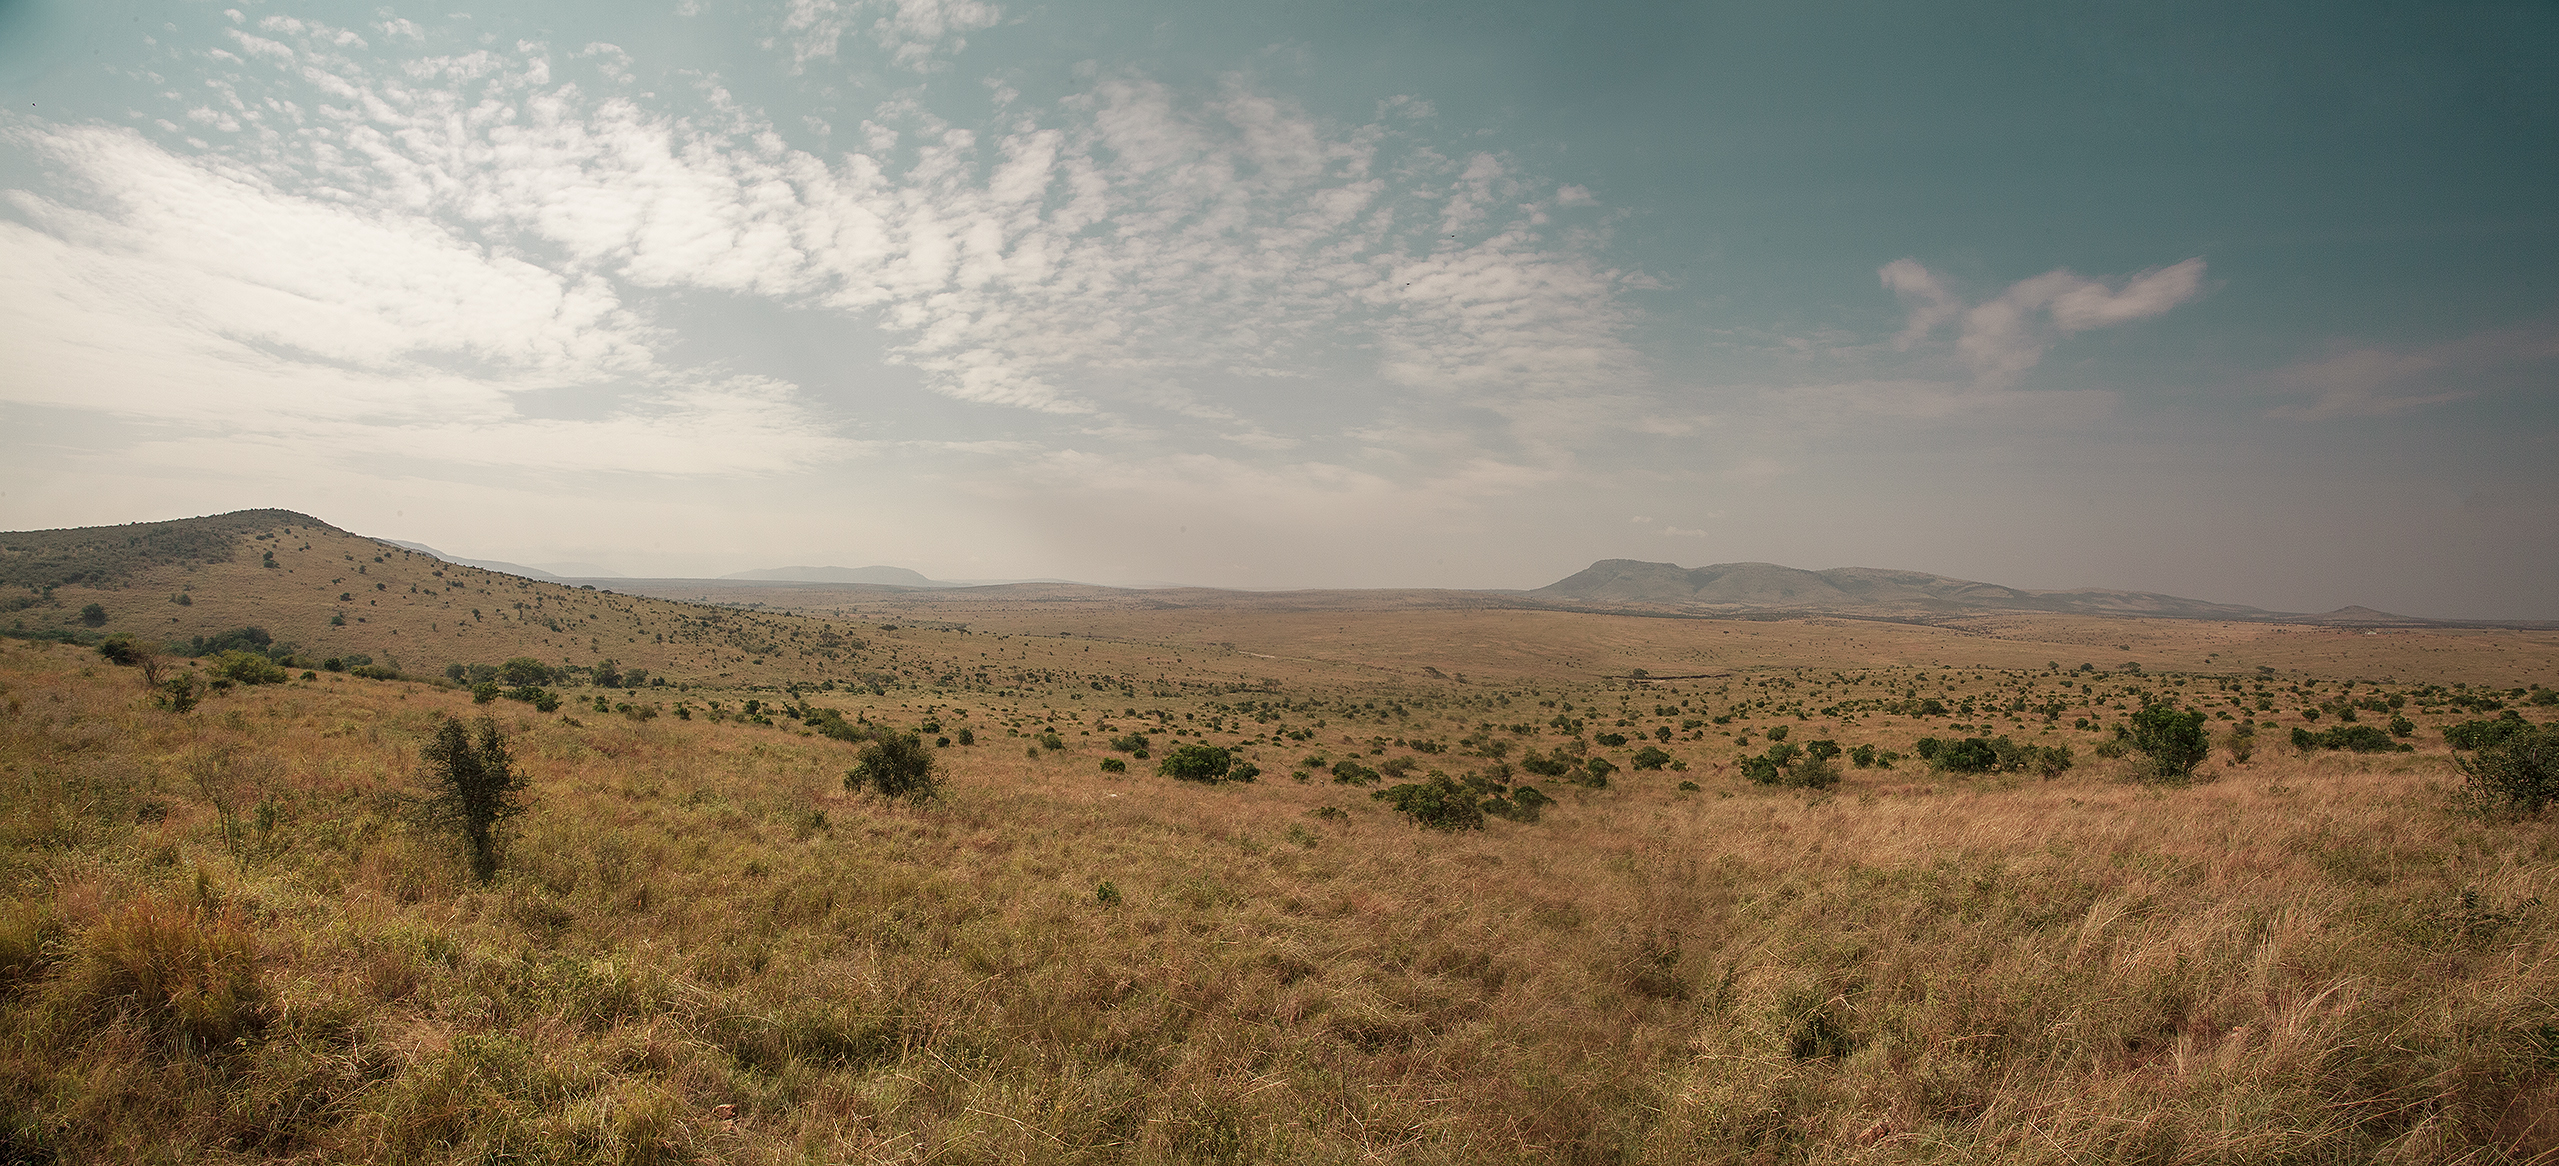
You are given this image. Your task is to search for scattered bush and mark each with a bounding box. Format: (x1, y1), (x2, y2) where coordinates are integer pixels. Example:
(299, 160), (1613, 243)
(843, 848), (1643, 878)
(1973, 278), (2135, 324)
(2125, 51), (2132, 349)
(2461, 724), (2558, 816)
(77, 603), (107, 627)
(845, 732), (939, 800)
(212, 650), (287, 686)
(418, 715), (529, 882)
(1741, 741), (1837, 789)
(1918, 734), (2074, 777)
(1159, 744), (1236, 783)
(1373, 772), (1484, 831)
(2290, 725), (2410, 753)
(498, 656), (554, 686)
(2445, 711), (2533, 751)
(1099, 757), (1126, 773)
(1631, 745), (1672, 770)
(2127, 702), (2209, 780)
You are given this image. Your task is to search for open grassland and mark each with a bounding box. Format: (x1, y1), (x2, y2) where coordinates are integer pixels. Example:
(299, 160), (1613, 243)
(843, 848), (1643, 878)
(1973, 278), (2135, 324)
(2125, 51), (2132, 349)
(10, 514), (2559, 1161)
(6, 616), (2559, 1163)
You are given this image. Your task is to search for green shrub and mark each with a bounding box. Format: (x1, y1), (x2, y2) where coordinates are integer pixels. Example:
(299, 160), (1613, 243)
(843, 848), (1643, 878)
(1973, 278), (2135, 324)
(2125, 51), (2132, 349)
(1374, 772), (1484, 831)
(419, 715), (529, 882)
(2445, 712), (2532, 751)
(1099, 757), (1126, 773)
(1159, 744), (1235, 783)
(2291, 725), (2410, 753)
(1631, 745), (1672, 770)
(845, 733), (939, 800)
(2127, 702), (2209, 779)
(2461, 724), (2558, 815)
(1741, 741), (1836, 789)
(212, 650), (287, 685)
(498, 657), (553, 686)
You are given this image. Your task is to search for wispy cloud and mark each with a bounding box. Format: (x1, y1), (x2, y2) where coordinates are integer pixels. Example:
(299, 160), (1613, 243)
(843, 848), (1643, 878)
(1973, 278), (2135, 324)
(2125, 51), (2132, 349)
(2262, 322), (2557, 420)
(1883, 257), (2206, 385)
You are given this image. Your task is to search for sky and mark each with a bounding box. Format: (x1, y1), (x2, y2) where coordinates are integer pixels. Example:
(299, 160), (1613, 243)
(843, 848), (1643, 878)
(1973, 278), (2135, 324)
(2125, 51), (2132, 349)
(1, 0), (2553, 617)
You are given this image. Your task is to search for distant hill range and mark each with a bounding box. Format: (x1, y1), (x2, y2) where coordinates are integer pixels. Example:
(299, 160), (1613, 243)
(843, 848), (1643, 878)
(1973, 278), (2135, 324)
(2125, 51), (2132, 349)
(4, 511), (2546, 627)
(1530, 560), (2436, 625)
(720, 565), (952, 587)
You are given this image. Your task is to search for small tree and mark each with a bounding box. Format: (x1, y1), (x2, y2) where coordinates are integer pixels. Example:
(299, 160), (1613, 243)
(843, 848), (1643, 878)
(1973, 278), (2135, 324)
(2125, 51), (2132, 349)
(419, 715), (529, 881)
(2127, 701), (2209, 780)
(845, 732), (939, 799)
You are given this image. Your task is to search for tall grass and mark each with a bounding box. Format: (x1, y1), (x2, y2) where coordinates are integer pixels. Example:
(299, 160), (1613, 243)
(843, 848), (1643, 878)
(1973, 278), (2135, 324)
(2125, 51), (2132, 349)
(2, 638), (2555, 1162)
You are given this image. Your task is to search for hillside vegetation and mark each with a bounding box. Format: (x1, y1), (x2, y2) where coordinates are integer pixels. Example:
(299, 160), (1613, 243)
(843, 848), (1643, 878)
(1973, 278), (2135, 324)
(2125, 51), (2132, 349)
(2, 512), (2558, 1162)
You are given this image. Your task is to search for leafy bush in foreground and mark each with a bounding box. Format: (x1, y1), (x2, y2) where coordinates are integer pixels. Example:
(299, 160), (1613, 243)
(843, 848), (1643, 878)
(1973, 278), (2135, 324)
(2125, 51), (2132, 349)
(2461, 724), (2558, 816)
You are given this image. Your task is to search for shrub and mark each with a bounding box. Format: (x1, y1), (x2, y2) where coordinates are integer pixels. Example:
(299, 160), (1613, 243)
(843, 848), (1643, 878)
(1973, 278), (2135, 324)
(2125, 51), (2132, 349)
(77, 603), (107, 627)
(2445, 712), (2532, 751)
(845, 733), (939, 800)
(471, 682), (500, 704)
(1374, 773), (1484, 832)
(2461, 724), (2559, 815)
(1848, 744), (1877, 768)
(212, 650), (287, 686)
(1099, 757), (1126, 773)
(2127, 702), (2209, 779)
(1631, 746), (1672, 770)
(1159, 744), (1235, 783)
(189, 627), (271, 657)
(1331, 759), (1378, 785)
(2291, 725), (2410, 753)
(95, 634), (138, 665)
(419, 715), (529, 882)
(1741, 742), (1836, 789)
(498, 657), (553, 686)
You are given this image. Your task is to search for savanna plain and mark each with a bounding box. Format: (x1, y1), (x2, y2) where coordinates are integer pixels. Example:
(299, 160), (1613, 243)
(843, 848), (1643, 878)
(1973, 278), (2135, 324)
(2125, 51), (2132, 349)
(5, 511), (2559, 1164)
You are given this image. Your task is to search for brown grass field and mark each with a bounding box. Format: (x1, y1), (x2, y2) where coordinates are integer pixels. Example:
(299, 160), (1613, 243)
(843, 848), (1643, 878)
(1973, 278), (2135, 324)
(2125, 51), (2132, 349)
(5, 513), (2559, 1162)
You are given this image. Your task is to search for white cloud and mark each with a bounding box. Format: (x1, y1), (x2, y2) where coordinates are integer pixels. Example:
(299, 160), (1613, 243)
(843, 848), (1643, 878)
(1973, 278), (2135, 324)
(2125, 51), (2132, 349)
(783, 0), (1001, 72)
(1884, 257), (2206, 385)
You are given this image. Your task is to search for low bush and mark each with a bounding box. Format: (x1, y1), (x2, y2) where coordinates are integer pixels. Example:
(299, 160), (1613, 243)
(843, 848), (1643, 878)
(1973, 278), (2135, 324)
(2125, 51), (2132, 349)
(1159, 744), (1236, 783)
(2445, 711), (2533, 751)
(2291, 724), (2410, 753)
(845, 732), (939, 800)
(2461, 724), (2558, 815)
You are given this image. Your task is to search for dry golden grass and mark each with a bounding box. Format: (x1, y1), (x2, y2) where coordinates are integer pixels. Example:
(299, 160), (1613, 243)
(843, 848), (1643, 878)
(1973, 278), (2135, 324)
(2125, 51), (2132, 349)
(5, 615), (2558, 1163)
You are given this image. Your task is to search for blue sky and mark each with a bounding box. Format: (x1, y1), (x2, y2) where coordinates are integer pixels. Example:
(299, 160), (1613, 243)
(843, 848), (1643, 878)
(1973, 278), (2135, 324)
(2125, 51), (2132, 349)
(2, 0), (2553, 617)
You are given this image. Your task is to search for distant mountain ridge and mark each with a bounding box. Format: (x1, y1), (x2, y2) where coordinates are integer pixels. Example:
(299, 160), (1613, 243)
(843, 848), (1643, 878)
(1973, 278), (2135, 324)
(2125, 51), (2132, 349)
(720, 565), (951, 587)
(1531, 559), (2415, 623)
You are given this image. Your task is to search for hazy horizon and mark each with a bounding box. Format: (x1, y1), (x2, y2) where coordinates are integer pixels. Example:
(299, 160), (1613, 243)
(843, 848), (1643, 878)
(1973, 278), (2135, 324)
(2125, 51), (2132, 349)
(3, 1), (2553, 617)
